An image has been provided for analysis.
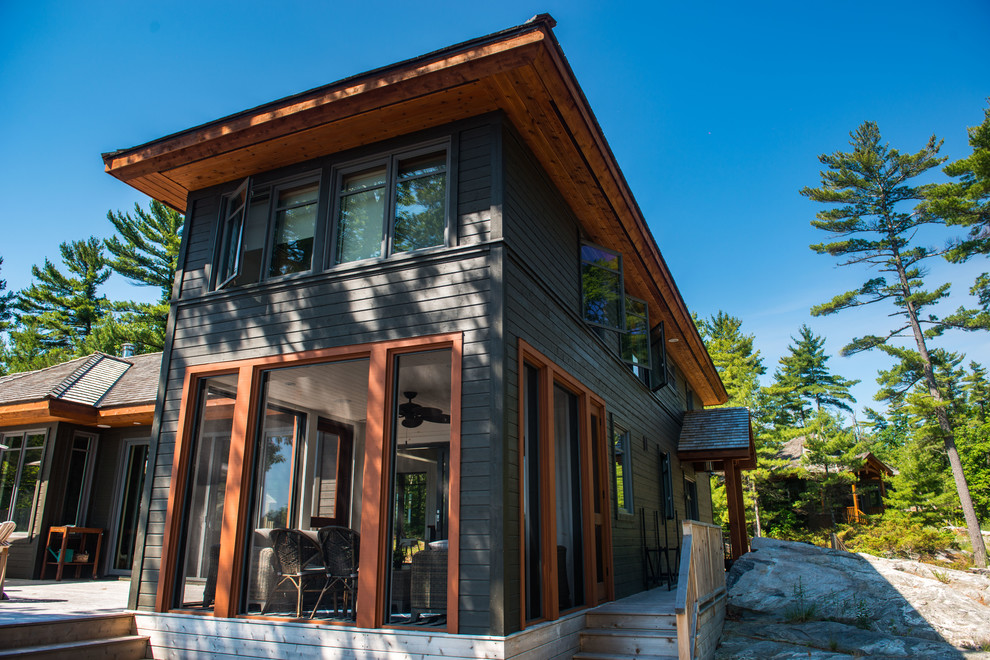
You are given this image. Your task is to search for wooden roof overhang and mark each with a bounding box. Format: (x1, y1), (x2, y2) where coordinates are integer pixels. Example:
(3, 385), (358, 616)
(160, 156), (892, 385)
(102, 15), (727, 405)
(0, 398), (154, 428)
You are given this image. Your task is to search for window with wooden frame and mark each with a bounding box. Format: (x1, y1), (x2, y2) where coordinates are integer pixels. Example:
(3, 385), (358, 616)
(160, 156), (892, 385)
(157, 334), (461, 632)
(518, 340), (613, 630)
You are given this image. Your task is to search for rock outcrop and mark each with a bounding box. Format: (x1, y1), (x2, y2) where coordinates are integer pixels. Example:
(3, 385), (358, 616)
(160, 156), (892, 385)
(717, 537), (990, 658)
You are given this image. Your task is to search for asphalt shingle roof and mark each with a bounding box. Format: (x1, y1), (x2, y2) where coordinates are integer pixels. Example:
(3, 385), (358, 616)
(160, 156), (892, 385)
(678, 407), (752, 454)
(0, 352), (162, 409)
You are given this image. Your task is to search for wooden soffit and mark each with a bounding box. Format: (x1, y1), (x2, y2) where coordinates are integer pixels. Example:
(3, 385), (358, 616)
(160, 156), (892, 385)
(0, 399), (154, 428)
(102, 15), (726, 405)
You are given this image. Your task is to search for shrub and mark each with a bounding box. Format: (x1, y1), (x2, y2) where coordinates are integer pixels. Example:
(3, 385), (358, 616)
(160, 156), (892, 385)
(838, 511), (958, 561)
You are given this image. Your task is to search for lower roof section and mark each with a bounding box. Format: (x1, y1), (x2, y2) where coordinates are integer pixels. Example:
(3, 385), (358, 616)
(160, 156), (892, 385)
(677, 407), (755, 470)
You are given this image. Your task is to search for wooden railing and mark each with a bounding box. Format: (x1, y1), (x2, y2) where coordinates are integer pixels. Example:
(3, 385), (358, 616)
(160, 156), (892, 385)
(674, 520), (727, 660)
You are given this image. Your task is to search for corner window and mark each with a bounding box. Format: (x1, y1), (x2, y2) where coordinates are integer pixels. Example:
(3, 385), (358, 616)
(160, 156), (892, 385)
(612, 425), (633, 515)
(334, 148), (448, 266)
(684, 476), (699, 521)
(0, 430), (48, 533)
(61, 432), (97, 526)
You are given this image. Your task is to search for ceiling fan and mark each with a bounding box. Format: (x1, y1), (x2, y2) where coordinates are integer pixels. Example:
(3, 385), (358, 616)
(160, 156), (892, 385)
(398, 391), (450, 428)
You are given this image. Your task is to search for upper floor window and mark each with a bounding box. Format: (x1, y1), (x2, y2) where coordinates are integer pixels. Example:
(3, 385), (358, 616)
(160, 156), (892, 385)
(334, 149), (448, 266)
(581, 243), (669, 391)
(213, 143), (449, 290)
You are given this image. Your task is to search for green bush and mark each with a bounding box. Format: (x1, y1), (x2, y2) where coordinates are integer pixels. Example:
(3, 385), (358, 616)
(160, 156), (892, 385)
(838, 511), (958, 561)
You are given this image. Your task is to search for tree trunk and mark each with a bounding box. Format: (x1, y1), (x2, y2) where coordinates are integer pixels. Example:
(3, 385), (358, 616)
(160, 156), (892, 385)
(894, 248), (988, 568)
(751, 478), (762, 538)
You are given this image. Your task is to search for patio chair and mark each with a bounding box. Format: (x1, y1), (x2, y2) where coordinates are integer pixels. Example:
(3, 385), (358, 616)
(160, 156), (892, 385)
(0, 520), (15, 600)
(410, 544), (447, 621)
(261, 529), (324, 618)
(311, 526), (360, 619)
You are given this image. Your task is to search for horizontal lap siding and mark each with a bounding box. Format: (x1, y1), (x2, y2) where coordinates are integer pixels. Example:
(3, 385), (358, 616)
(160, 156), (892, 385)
(501, 125), (697, 621)
(140, 121), (498, 635)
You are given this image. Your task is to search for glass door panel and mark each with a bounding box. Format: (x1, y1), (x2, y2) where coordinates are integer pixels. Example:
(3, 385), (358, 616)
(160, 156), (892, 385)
(175, 375), (238, 610)
(111, 441), (148, 573)
(553, 384), (584, 611)
(241, 358), (369, 620)
(386, 350), (452, 626)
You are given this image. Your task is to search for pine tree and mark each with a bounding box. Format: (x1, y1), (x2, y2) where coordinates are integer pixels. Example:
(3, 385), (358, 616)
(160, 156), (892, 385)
(802, 120), (987, 566)
(0, 256), (13, 332)
(104, 200), (184, 351)
(770, 325), (859, 424)
(15, 237), (111, 351)
(921, 102), (990, 330)
(694, 311), (765, 408)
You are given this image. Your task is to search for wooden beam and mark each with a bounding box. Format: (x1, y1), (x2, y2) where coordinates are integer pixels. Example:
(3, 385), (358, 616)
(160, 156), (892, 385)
(723, 459), (748, 560)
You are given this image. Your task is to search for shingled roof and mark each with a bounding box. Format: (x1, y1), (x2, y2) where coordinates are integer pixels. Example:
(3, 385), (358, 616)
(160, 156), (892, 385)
(677, 407), (755, 469)
(0, 352), (162, 427)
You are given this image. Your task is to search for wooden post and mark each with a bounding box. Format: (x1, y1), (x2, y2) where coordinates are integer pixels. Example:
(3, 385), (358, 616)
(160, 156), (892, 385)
(851, 483), (860, 523)
(723, 459), (748, 559)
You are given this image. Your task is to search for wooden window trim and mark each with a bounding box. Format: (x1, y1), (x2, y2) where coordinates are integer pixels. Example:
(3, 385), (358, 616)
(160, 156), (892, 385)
(516, 339), (612, 631)
(157, 332), (461, 633)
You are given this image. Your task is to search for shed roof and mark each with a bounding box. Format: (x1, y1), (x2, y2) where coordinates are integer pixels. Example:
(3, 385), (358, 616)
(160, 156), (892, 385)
(101, 14), (728, 407)
(778, 435), (895, 476)
(677, 407), (755, 469)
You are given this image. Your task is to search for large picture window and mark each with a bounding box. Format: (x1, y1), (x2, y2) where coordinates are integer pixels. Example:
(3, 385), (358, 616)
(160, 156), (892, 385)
(160, 334), (461, 631)
(0, 430), (48, 533)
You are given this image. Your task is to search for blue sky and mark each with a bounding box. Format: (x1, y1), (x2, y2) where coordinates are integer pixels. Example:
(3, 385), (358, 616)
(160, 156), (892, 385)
(1, 1), (988, 417)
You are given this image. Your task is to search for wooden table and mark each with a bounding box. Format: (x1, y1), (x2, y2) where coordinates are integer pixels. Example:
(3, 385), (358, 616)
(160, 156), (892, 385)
(42, 526), (103, 581)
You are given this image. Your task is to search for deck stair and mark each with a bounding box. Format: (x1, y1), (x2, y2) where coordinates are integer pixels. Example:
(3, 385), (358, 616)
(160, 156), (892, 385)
(0, 613), (148, 659)
(574, 589), (679, 660)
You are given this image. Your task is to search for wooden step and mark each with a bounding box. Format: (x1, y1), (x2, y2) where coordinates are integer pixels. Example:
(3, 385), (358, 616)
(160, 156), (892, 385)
(0, 614), (135, 651)
(585, 611), (677, 631)
(573, 652), (677, 660)
(0, 635), (149, 660)
(579, 628), (677, 656)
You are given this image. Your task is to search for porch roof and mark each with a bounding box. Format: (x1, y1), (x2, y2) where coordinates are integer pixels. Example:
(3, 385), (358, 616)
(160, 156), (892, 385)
(100, 14), (728, 407)
(677, 407), (755, 470)
(0, 352), (161, 428)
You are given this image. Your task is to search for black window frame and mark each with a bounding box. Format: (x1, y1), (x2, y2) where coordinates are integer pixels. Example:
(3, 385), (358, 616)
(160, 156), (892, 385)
(329, 142), (451, 269)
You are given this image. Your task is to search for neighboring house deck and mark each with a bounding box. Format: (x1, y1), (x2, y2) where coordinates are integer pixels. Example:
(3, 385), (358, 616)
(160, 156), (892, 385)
(778, 435), (895, 525)
(95, 14), (751, 660)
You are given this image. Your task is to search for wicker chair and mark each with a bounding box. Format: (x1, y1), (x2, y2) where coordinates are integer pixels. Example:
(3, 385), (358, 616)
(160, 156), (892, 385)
(310, 526), (360, 619)
(261, 529), (324, 617)
(410, 546), (447, 621)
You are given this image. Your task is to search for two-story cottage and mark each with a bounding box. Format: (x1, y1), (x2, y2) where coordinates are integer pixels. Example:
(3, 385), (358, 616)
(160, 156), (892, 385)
(102, 15), (754, 658)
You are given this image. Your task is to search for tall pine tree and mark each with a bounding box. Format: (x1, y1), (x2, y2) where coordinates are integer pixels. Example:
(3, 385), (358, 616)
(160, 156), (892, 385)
(803, 121), (987, 566)
(15, 237), (111, 351)
(770, 325), (858, 424)
(104, 200), (184, 351)
(921, 102), (990, 330)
